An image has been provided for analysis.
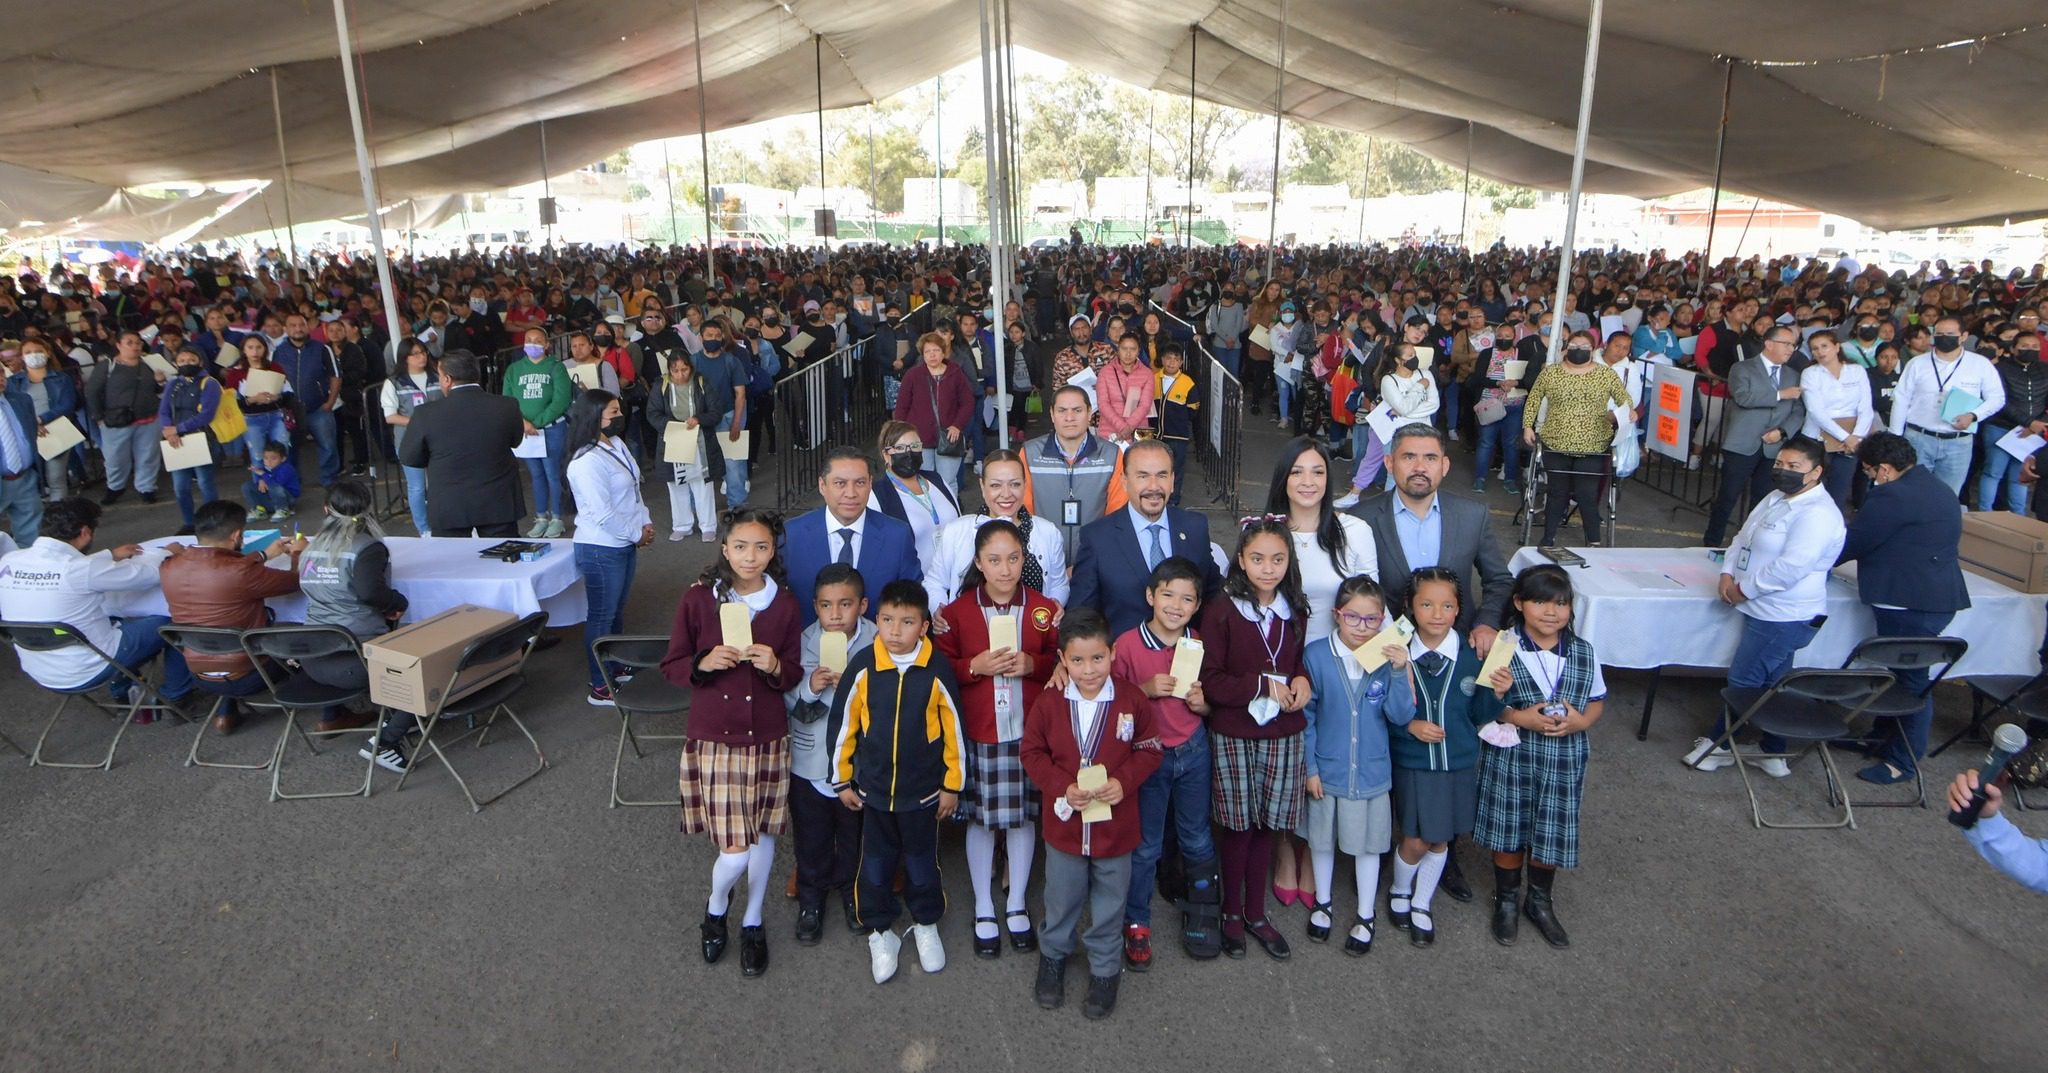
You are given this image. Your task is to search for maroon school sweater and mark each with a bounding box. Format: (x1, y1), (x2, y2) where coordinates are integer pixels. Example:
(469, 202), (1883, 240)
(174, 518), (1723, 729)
(661, 581), (804, 745)
(1196, 597), (1307, 740)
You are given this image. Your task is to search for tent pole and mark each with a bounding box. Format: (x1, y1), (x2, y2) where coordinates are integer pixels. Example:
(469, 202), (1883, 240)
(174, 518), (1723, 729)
(268, 68), (303, 285)
(815, 34), (828, 248)
(693, 0), (714, 253)
(1544, 0), (1605, 364)
(935, 77), (944, 244)
(1144, 94), (1157, 238)
(663, 139), (679, 247)
(539, 120), (553, 247)
(1187, 25), (1198, 250)
(1266, 0), (1286, 282)
(1459, 120), (1473, 250)
(1696, 58), (1735, 301)
(1359, 137), (1374, 245)
(868, 108), (878, 239)
(978, 0), (1007, 447)
(328, 0), (404, 370)
(1003, 0), (1021, 243)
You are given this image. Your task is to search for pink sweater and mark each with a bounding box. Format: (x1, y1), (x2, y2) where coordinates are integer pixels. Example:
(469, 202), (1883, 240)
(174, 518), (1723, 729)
(1095, 359), (1155, 441)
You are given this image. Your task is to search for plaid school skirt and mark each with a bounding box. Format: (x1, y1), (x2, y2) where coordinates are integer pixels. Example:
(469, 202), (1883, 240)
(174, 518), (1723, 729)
(960, 739), (1039, 829)
(1211, 731), (1306, 833)
(679, 736), (790, 847)
(1474, 732), (1589, 868)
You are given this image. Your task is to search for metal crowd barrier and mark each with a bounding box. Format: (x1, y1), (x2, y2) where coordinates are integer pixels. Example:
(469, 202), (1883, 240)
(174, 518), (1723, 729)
(772, 339), (875, 511)
(1629, 368), (1736, 532)
(1148, 301), (1246, 517)
(359, 383), (409, 522)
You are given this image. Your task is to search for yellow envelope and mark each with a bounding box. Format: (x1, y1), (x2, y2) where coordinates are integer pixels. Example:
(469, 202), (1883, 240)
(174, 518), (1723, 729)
(662, 423), (699, 464)
(988, 613), (1018, 655)
(566, 363), (602, 390)
(1477, 627), (1520, 691)
(1352, 617), (1415, 673)
(819, 630), (849, 674)
(719, 429), (751, 461)
(213, 347), (242, 368)
(36, 416), (86, 461)
(142, 352), (178, 378)
(719, 602), (753, 650)
(1076, 763), (1112, 823)
(1168, 636), (1204, 698)
(789, 331), (816, 354)
(239, 369), (286, 397)
(159, 434), (212, 472)
(895, 339), (909, 363)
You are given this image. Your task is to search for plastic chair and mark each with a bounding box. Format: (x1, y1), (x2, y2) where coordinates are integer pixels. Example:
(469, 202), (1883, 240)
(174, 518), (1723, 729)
(0, 619), (168, 770)
(593, 635), (689, 808)
(241, 624), (378, 802)
(1836, 636), (1968, 809)
(1703, 668), (1897, 831)
(1931, 671), (2047, 758)
(157, 624), (274, 772)
(394, 612), (548, 813)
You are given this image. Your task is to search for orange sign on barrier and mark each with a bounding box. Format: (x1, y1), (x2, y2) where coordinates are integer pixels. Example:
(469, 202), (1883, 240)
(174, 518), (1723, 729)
(1657, 415), (1681, 447)
(1659, 382), (1684, 412)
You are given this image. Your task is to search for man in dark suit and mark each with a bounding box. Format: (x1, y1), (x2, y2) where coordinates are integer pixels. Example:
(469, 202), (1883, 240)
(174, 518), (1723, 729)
(784, 447), (922, 626)
(1069, 439), (1223, 637)
(1352, 422), (1513, 652)
(398, 350), (525, 538)
(1703, 327), (1807, 546)
(1837, 431), (1971, 784)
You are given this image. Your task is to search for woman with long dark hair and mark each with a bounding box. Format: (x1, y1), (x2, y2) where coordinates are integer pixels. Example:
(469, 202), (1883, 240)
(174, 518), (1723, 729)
(565, 388), (654, 706)
(379, 340), (440, 534)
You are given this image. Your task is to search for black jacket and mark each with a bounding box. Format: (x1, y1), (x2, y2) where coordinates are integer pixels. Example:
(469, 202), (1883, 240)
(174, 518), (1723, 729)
(1836, 464), (1971, 614)
(1993, 358), (2048, 429)
(85, 360), (160, 426)
(397, 384), (525, 531)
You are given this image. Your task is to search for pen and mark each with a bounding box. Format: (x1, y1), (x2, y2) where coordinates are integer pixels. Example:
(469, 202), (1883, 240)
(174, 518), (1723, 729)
(1663, 574), (1683, 587)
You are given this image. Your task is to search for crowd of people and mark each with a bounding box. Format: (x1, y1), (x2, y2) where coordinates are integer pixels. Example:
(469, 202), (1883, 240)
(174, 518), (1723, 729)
(4, 236), (2048, 1008)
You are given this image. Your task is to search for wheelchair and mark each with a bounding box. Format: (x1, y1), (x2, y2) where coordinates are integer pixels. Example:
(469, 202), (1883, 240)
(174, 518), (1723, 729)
(1516, 434), (1620, 548)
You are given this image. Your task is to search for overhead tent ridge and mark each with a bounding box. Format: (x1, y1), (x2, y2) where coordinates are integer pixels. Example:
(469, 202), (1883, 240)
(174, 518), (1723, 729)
(2, 1), (2045, 232)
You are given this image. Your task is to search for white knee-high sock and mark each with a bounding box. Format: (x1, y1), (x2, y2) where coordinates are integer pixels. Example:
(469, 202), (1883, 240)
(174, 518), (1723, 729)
(966, 824), (998, 938)
(1310, 846), (1336, 908)
(1390, 854), (1420, 907)
(1354, 852), (1382, 923)
(1411, 849), (1449, 924)
(1003, 825), (1036, 917)
(707, 848), (749, 916)
(741, 836), (777, 927)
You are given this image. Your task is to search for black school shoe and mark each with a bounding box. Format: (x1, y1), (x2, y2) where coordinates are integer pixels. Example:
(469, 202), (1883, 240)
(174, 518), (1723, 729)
(1343, 917), (1375, 957)
(701, 912), (729, 963)
(1220, 914), (1247, 959)
(739, 925), (768, 976)
(1034, 955), (1068, 1009)
(842, 891), (861, 934)
(795, 906), (823, 946)
(974, 917), (1002, 960)
(1007, 912), (1038, 952)
(1440, 853), (1475, 902)
(1245, 918), (1291, 961)
(1082, 974), (1121, 1020)
(1524, 888), (1570, 948)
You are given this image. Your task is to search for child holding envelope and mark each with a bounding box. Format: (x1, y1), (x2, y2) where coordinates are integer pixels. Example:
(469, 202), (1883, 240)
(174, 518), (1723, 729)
(936, 520), (1060, 959)
(1021, 608), (1162, 1020)
(784, 563), (878, 945)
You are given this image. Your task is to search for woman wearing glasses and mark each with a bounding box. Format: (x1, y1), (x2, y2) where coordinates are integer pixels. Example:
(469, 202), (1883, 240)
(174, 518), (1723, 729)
(868, 419), (960, 569)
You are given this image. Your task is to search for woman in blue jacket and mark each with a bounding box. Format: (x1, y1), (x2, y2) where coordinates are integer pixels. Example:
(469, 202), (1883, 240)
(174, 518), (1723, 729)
(9, 338), (82, 498)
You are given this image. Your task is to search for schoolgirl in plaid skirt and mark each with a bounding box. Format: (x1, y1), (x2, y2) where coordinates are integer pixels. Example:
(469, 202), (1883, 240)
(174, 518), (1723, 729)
(1474, 564), (1605, 950)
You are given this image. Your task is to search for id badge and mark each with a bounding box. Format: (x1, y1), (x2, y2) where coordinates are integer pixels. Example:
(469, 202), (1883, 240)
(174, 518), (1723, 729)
(1062, 498), (1081, 526)
(1735, 546), (1750, 572)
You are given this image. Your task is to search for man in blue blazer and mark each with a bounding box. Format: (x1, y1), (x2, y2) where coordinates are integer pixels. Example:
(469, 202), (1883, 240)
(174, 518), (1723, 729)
(0, 381), (45, 544)
(1836, 431), (1971, 784)
(1069, 440), (1222, 636)
(785, 447), (923, 625)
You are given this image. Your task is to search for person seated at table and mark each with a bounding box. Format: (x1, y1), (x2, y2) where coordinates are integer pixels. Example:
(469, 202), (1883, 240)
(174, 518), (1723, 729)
(241, 441), (300, 522)
(1684, 436), (1844, 777)
(160, 499), (308, 735)
(0, 497), (196, 720)
(292, 480), (409, 767)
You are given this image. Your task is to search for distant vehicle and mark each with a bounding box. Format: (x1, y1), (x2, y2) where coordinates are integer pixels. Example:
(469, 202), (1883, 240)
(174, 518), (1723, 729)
(1025, 236), (1065, 250)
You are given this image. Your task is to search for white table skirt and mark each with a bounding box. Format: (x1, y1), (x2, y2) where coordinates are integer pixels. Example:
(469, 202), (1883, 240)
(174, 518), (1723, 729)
(1505, 546), (2043, 677)
(110, 537), (589, 627)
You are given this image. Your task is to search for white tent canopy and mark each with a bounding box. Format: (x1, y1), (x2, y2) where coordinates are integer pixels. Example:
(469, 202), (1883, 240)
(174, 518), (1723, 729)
(2, 1), (2044, 232)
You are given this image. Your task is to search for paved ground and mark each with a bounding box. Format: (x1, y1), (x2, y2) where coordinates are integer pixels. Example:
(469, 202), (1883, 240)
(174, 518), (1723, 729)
(4, 415), (2046, 1073)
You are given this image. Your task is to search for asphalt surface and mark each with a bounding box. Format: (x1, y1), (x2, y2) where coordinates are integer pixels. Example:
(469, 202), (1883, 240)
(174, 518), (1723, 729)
(4, 414), (2045, 1073)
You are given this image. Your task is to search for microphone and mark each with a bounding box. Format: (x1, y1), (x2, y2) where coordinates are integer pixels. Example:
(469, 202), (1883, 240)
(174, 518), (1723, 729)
(1949, 723), (2030, 830)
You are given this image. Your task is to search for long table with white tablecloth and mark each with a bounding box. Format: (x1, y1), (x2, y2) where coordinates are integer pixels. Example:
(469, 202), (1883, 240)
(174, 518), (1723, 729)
(109, 537), (588, 627)
(1505, 546), (2044, 737)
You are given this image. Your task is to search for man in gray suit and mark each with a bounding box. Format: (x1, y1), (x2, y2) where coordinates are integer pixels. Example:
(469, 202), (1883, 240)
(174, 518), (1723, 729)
(1702, 325), (1807, 546)
(1351, 423), (1514, 653)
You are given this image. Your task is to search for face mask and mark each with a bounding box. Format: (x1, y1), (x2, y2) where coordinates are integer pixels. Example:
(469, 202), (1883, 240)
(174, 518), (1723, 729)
(702, 338), (725, 354)
(1857, 326), (1880, 341)
(1934, 334), (1961, 354)
(602, 415), (628, 437)
(2022, 348), (2044, 362)
(1402, 358), (1420, 371)
(1565, 347), (1593, 364)
(523, 343), (545, 359)
(1771, 468), (1809, 496)
(177, 364), (202, 378)
(470, 297), (489, 313)
(594, 334), (613, 347)
(598, 285), (613, 296)
(1281, 313), (1296, 324)
(764, 316), (780, 327)
(24, 353), (47, 369)
(889, 451), (922, 478)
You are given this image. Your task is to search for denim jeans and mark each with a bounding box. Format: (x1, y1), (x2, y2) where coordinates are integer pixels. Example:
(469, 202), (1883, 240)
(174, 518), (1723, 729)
(99, 420), (160, 494)
(170, 461), (217, 527)
(522, 419), (568, 516)
(717, 413), (749, 506)
(1905, 426), (1973, 496)
(0, 469), (43, 542)
(76, 615), (195, 701)
(575, 541), (638, 689)
(1715, 613), (1822, 754)
(1213, 345), (1242, 380)
(1126, 729), (1217, 927)
(402, 465), (430, 533)
(1976, 424), (2029, 513)
(1474, 400), (1524, 486)
(1276, 376), (1296, 424)
(1872, 607), (1956, 772)
(297, 405), (340, 485)
(241, 476), (294, 514)
(1440, 378), (1463, 434)
(241, 410), (289, 462)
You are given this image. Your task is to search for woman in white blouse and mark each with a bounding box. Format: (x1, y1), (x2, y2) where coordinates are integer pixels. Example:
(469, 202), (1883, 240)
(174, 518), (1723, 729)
(920, 448), (1068, 610)
(565, 389), (655, 706)
(1799, 332), (1875, 505)
(1378, 340), (1441, 427)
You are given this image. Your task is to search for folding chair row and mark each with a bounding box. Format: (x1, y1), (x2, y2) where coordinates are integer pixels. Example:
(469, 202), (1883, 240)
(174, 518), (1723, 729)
(0, 620), (174, 771)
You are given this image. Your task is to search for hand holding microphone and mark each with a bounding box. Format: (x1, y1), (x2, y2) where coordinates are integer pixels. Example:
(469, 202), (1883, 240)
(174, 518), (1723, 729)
(1947, 724), (2029, 829)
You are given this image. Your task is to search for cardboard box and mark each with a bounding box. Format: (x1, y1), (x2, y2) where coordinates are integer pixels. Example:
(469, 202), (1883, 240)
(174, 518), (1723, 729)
(364, 604), (524, 713)
(1960, 511), (2048, 594)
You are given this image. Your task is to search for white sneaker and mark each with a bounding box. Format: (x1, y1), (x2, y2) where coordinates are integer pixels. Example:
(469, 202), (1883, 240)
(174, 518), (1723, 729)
(910, 922), (945, 973)
(1448, 429), (1460, 442)
(1333, 492), (1361, 510)
(868, 929), (902, 984)
(1751, 757), (1792, 779)
(525, 517), (549, 538)
(541, 515), (566, 539)
(669, 528), (688, 542)
(1683, 737), (1733, 771)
